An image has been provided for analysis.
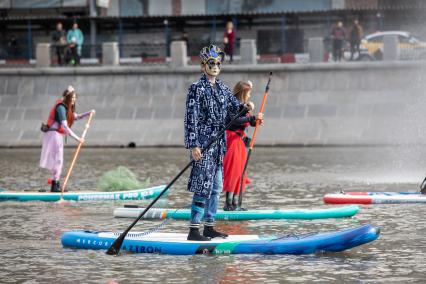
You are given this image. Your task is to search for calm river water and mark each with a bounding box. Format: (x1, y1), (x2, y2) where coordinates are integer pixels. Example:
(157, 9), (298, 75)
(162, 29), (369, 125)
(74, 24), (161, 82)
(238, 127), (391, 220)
(1, 147), (426, 283)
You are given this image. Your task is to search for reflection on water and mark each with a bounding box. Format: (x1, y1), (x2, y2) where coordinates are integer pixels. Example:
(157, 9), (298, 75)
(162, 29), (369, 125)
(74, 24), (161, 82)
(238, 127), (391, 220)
(0, 147), (426, 283)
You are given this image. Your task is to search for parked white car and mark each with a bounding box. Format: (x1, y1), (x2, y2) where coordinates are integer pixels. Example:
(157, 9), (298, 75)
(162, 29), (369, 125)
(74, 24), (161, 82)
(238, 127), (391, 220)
(358, 31), (426, 61)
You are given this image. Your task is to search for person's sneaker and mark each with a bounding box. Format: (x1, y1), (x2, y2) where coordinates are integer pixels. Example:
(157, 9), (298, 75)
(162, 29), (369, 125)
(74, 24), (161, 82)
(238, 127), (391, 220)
(223, 192), (235, 211)
(50, 181), (68, 192)
(187, 228), (211, 241)
(234, 207), (247, 211)
(223, 203), (235, 211)
(232, 202), (247, 211)
(50, 181), (61, 192)
(203, 225), (228, 238)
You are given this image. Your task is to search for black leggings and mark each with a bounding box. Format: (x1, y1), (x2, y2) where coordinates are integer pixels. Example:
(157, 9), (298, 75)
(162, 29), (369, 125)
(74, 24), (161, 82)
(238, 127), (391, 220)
(332, 39), (343, 61)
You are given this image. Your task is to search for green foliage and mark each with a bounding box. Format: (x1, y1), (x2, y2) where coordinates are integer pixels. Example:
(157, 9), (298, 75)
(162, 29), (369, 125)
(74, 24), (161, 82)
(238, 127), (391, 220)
(97, 166), (150, 192)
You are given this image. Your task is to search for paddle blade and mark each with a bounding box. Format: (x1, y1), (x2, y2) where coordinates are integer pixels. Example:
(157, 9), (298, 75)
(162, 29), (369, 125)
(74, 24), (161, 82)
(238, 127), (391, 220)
(420, 177), (426, 194)
(106, 234), (126, 255)
(57, 198), (67, 205)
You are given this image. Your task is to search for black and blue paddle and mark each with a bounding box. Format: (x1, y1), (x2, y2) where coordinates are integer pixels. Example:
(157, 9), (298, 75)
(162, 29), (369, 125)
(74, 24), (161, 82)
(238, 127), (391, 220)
(420, 177), (426, 194)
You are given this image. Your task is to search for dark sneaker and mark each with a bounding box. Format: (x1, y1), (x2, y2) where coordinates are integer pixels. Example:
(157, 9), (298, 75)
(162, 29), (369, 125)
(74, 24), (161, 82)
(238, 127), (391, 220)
(187, 228), (211, 241)
(50, 181), (68, 192)
(50, 181), (61, 192)
(223, 203), (235, 211)
(234, 207), (247, 211)
(203, 226), (228, 238)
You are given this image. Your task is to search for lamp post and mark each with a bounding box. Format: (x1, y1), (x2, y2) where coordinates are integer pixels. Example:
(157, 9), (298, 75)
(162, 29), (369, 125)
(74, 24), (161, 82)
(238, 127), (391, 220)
(90, 0), (97, 58)
(164, 19), (171, 57)
(27, 20), (32, 60)
(376, 12), (383, 32)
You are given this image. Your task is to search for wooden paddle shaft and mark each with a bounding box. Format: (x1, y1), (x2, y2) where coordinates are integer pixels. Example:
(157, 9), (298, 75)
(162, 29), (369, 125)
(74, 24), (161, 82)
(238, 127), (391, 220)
(61, 112), (94, 194)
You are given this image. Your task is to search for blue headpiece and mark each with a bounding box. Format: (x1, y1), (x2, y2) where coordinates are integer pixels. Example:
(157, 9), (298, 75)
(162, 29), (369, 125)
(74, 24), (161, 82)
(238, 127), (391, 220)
(200, 44), (225, 63)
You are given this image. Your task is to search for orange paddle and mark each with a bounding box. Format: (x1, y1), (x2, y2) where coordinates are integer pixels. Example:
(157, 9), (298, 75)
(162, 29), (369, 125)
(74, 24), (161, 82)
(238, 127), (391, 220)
(60, 112), (94, 200)
(237, 72), (272, 209)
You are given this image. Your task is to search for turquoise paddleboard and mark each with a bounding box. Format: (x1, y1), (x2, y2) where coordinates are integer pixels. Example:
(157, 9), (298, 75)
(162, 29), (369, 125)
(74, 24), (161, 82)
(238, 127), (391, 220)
(0, 185), (166, 202)
(113, 205), (360, 220)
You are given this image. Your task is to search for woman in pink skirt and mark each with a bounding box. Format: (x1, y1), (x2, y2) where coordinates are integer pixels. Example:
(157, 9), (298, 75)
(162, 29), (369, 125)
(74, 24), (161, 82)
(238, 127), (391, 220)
(40, 85), (94, 192)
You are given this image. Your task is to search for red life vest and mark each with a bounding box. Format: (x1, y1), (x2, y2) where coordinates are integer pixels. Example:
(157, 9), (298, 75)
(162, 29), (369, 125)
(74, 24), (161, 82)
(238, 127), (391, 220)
(47, 99), (66, 134)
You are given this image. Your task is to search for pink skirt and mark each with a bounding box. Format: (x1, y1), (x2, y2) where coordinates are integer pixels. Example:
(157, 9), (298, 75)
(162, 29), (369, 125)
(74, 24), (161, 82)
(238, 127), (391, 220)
(39, 131), (64, 173)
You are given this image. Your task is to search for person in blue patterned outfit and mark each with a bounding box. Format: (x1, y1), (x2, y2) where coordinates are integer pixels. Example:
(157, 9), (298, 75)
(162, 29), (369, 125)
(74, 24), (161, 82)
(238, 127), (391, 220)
(184, 44), (254, 241)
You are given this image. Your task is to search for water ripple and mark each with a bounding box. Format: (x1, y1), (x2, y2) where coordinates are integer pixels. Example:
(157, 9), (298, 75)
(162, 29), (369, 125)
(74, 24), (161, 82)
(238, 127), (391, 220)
(1, 147), (425, 283)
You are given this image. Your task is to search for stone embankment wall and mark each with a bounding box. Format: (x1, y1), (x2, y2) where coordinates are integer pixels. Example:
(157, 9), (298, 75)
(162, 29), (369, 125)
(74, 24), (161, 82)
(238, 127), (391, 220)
(0, 62), (425, 147)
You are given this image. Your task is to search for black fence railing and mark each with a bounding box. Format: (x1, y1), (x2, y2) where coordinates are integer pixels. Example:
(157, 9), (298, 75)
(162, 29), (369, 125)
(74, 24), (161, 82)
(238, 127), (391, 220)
(0, 38), (35, 62)
(1, 39), (425, 66)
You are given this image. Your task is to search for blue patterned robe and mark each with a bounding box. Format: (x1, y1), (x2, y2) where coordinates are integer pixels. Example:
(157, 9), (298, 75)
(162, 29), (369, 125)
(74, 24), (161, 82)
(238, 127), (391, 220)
(184, 73), (244, 198)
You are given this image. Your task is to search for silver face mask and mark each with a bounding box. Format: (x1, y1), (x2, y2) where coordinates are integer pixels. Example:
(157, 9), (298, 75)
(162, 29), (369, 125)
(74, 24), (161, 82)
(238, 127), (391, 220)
(205, 59), (221, 76)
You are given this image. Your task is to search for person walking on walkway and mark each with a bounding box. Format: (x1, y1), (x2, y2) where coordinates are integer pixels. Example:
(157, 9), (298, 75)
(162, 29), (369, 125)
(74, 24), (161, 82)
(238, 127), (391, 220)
(184, 44), (254, 241)
(331, 21), (346, 62)
(52, 22), (67, 65)
(67, 22), (84, 61)
(223, 21), (235, 62)
(349, 19), (364, 61)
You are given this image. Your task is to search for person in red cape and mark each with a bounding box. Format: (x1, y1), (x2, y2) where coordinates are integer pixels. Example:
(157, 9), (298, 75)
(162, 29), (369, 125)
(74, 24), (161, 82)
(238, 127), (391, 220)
(222, 81), (263, 210)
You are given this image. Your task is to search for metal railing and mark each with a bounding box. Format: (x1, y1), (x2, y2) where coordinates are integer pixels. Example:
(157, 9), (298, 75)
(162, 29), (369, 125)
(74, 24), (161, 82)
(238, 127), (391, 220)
(1, 39), (425, 67)
(0, 39), (35, 66)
